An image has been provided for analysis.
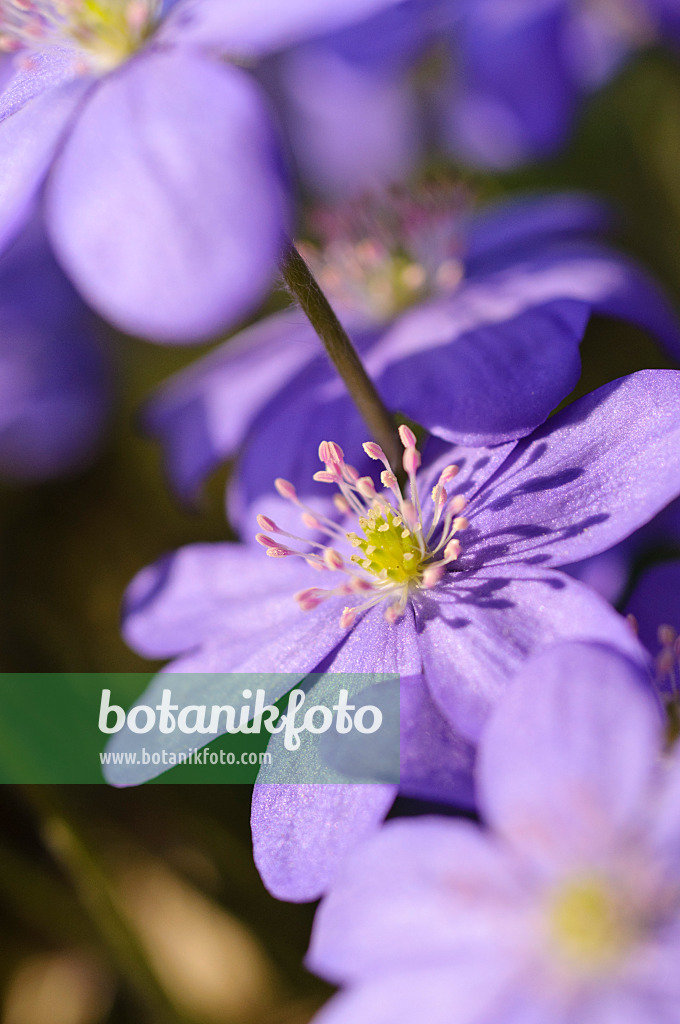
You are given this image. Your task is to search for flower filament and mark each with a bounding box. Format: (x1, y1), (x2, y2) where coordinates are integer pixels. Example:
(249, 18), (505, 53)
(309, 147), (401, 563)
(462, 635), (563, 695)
(0, 0), (160, 69)
(256, 426), (469, 628)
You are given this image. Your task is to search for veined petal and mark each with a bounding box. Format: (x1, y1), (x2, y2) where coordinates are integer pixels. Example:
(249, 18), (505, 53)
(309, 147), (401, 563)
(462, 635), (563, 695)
(466, 371), (680, 568)
(251, 784), (396, 903)
(46, 50), (287, 342)
(373, 297), (585, 446)
(251, 607), (419, 902)
(122, 542), (336, 660)
(478, 642), (662, 874)
(416, 563), (647, 741)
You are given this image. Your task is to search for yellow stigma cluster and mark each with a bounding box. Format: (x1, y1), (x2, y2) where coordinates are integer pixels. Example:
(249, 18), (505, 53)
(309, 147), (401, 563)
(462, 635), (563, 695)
(348, 508), (427, 587)
(549, 876), (636, 972)
(256, 428), (469, 629)
(0, 0), (160, 71)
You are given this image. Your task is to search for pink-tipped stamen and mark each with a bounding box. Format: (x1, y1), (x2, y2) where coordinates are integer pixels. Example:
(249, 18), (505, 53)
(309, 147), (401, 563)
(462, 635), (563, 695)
(260, 425), (471, 629)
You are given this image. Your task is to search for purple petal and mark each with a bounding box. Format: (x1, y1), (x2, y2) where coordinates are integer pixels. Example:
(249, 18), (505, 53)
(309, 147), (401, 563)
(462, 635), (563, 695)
(0, 50), (91, 252)
(363, 242), (665, 447)
(466, 240), (680, 359)
(0, 219), (112, 479)
(467, 371), (680, 568)
(371, 296), (585, 446)
(273, 43), (420, 198)
(109, 546), (351, 786)
(251, 783), (395, 903)
(478, 641), (662, 874)
(537, 241), (680, 359)
(251, 606), (419, 901)
(465, 193), (611, 266)
(161, 0), (408, 58)
(625, 561), (680, 657)
(122, 542), (341, 661)
(416, 563), (647, 740)
(399, 673), (475, 807)
(144, 311), (318, 502)
(46, 51), (287, 342)
(561, 546), (632, 605)
(311, 970), (531, 1024)
(307, 817), (531, 985)
(443, 4), (577, 168)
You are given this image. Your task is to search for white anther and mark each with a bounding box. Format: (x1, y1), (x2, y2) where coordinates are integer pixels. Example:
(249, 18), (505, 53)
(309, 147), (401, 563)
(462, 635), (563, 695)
(422, 565), (444, 589)
(341, 607), (357, 629)
(256, 514), (278, 532)
(275, 478), (297, 501)
(324, 548), (344, 570)
(443, 539), (461, 561)
(357, 476), (376, 498)
(403, 446), (421, 475)
(398, 424), (417, 448)
(363, 441), (385, 461)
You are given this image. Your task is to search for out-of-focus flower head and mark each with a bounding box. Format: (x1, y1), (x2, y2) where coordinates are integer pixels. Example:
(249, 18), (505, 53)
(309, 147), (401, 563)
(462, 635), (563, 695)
(107, 370), (680, 900)
(307, 640), (680, 1024)
(142, 189), (680, 528)
(0, 217), (111, 480)
(0, 0), (406, 342)
(264, 0), (680, 186)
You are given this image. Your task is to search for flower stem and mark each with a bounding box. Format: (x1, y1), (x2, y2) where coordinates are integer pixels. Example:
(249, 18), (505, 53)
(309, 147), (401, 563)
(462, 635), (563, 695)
(281, 241), (400, 466)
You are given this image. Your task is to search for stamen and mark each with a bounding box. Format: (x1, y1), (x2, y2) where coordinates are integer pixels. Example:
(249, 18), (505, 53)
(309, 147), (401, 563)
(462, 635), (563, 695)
(0, 0), (159, 69)
(258, 426), (470, 628)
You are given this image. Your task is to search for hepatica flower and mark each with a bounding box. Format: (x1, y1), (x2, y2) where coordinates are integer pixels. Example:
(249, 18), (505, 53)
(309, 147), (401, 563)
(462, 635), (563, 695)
(118, 369), (680, 899)
(259, 426), (472, 630)
(306, 641), (680, 1024)
(441, 0), (675, 169)
(142, 190), (680, 525)
(0, 0), (403, 341)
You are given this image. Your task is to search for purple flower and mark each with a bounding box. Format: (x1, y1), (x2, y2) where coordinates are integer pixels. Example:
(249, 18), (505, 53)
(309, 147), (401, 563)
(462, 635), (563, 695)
(441, 0), (663, 169)
(0, 218), (111, 479)
(306, 640), (680, 1024)
(0, 0), (403, 342)
(112, 369), (680, 899)
(142, 191), (680, 524)
(262, 0), (679, 182)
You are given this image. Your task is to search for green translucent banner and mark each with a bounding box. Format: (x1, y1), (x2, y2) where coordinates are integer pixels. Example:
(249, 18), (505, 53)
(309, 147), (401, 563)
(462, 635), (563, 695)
(0, 673), (400, 785)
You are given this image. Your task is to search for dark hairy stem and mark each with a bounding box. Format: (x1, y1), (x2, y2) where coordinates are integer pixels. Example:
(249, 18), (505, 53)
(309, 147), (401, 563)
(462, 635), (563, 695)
(281, 241), (401, 466)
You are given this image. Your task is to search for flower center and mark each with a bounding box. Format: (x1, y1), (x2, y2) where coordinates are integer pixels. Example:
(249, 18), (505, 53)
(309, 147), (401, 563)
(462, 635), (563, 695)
(0, 0), (160, 70)
(256, 425), (469, 628)
(297, 184), (468, 324)
(548, 876), (637, 973)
